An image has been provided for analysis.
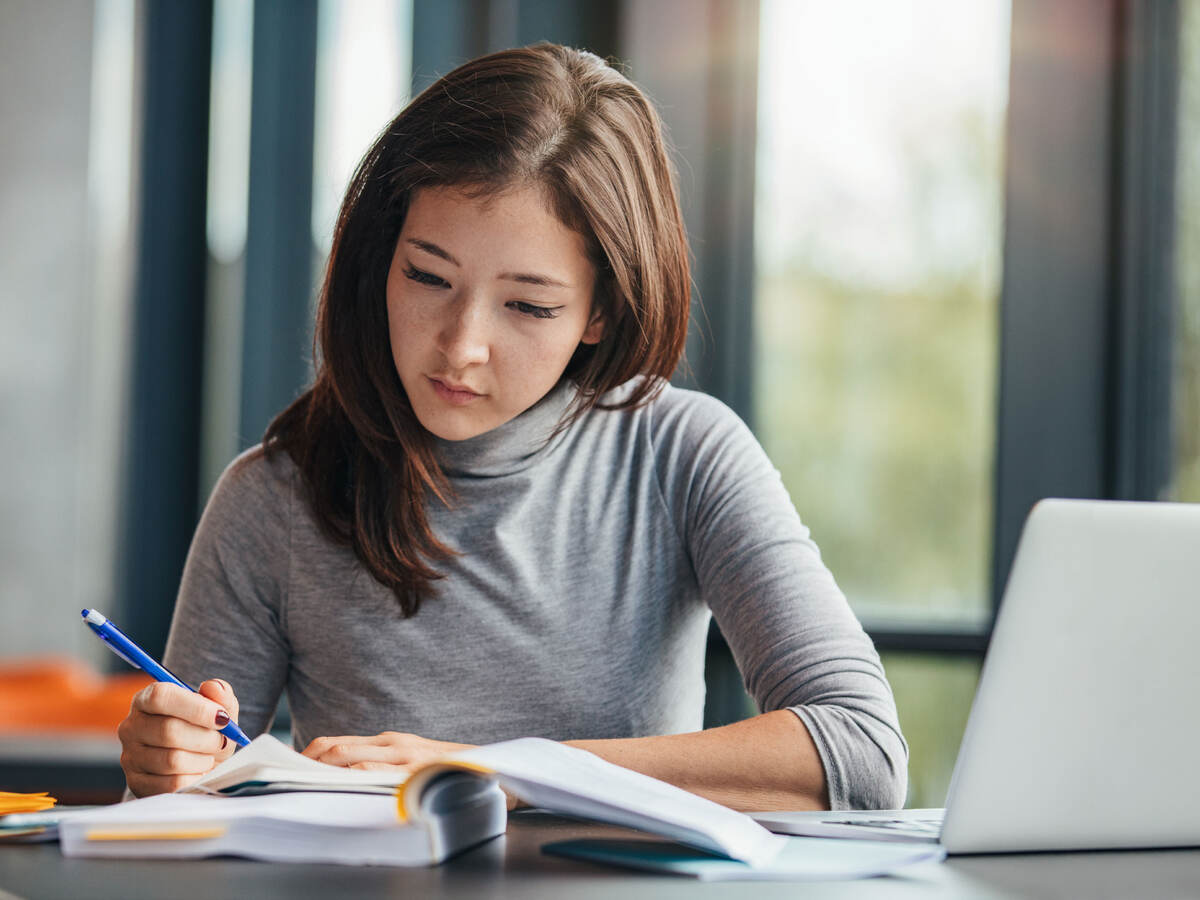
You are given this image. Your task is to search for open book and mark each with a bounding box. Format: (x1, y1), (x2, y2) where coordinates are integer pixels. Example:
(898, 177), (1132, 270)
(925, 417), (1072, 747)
(59, 734), (786, 867)
(180, 733), (408, 796)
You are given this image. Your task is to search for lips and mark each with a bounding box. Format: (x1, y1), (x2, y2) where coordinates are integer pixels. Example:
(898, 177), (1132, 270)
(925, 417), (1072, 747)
(427, 376), (484, 406)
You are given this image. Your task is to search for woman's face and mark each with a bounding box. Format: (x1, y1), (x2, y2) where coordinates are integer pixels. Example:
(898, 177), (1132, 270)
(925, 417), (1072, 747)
(385, 184), (604, 441)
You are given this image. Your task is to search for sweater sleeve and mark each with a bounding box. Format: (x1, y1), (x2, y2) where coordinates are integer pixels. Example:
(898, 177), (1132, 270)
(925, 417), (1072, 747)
(161, 447), (292, 740)
(650, 389), (908, 809)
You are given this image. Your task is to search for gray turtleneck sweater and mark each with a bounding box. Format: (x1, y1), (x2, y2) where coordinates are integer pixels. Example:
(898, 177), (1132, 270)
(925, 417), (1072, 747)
(163, 379), (907, 809)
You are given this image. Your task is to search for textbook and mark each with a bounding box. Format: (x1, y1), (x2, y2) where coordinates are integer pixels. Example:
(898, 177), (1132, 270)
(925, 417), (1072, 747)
(59, 734), (787, 867)
(180, 732), (407, 796)
(58, 786), (505, 866)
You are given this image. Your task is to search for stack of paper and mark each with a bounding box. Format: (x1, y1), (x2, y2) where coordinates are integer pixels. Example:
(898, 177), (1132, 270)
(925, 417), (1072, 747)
(59, 788), (505, 866)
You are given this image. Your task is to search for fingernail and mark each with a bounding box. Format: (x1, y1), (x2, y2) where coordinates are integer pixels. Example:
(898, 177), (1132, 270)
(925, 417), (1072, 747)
(221, 735), (228, 750)
(215, 709), (230, 728)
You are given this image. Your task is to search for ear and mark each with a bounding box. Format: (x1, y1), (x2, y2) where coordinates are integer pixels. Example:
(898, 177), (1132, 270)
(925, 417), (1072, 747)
(580, 310), (605, 345)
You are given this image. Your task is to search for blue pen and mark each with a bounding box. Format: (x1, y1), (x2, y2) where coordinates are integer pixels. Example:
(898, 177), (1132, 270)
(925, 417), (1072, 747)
(80, 608), (250, 747)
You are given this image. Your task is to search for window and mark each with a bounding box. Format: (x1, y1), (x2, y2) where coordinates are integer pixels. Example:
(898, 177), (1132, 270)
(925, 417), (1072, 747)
(754, 0), (1010, 628)
(202, 0), (414, 497)
(1171, 0), (1200, 501)
(311, 0), (412, 258)
(754, 0), (1011, 806)
(0, 0), (136, 664)
(202, 0), (254, 495)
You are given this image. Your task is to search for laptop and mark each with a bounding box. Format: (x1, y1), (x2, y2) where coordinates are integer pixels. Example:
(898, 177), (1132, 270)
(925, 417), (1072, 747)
(752, 499), (1200, 853)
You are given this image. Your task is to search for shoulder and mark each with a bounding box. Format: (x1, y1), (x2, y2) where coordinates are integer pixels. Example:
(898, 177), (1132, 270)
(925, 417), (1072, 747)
(591, 378), (767, 492)
(615, 379), (757, 466)
(596, 376), (747, 439)
(202, 444), (296, 530)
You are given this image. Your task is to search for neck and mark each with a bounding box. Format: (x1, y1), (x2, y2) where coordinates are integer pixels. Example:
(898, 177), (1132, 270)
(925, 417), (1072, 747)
(432, 379), (578, 477)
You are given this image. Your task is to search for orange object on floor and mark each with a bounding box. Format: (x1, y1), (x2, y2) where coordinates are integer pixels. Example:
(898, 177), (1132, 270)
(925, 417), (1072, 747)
(0, 656), (151, 735)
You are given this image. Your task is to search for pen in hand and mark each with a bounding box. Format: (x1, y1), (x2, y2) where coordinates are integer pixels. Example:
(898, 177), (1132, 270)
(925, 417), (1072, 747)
(80, 608), (251, 747)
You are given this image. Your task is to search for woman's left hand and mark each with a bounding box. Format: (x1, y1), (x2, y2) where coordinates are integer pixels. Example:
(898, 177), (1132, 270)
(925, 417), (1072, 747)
(303, 731), (521, 810)
(301, 731), (475, 773)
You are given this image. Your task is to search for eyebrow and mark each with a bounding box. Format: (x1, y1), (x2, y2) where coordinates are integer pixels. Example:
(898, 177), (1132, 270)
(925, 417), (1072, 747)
(406, 238), (459, 266)
(406, 237), (572, 289)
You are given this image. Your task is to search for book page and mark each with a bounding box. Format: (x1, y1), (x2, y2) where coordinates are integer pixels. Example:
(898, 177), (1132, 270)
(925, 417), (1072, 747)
(183, 735), (409, 794)
(404, 738), (787, 867)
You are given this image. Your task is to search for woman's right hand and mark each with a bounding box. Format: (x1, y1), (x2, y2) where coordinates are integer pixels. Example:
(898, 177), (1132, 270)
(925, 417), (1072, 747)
(117, 678), (241, 798)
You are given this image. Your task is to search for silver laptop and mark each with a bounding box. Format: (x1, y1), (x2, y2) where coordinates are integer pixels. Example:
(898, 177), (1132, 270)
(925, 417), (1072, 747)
(753, 499), (1200, 853)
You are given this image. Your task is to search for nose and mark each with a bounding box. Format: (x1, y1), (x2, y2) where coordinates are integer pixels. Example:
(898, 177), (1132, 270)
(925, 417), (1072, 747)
(437, 298), (490, 371)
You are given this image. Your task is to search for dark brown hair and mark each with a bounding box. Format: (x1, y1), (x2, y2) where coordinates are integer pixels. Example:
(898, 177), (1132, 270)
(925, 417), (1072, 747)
(263, 43), (690, 615)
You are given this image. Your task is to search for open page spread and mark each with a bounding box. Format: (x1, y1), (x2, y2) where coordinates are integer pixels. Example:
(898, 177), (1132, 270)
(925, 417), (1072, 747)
(181, 734), (407, 795)
(402, 737), (788, 867)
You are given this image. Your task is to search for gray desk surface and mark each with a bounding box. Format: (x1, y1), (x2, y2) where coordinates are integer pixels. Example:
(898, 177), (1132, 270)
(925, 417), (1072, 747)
(2, 811), (1199, 900)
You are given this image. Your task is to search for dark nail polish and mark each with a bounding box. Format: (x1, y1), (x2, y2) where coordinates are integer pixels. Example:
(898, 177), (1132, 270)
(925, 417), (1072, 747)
(215, 709), (231, 728)
(221, 735), (228, 750)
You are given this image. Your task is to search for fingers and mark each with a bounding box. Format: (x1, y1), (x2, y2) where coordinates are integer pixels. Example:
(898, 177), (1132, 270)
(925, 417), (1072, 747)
(302, 732), (474, 771)
(133, 682), (231, 731)
(125, 745), (216, 777)
(119, 679), (242, 797)
(119, 734), (221, 798)
(303, 734), (405, 767)
(120, 706), (227, 753)
(198, 678), (240, 723)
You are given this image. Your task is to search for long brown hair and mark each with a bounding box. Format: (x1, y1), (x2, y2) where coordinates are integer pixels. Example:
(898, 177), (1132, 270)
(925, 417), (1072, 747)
(263, 43), (690, 615)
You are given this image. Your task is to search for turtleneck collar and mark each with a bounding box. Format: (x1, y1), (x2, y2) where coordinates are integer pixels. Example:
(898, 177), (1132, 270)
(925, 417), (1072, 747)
(433, 379), (579, 478)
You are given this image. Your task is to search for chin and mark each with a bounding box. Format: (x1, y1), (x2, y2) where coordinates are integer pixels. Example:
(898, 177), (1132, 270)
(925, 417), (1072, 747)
(415, 409), (498, 442)
(429, 423), (491, 442)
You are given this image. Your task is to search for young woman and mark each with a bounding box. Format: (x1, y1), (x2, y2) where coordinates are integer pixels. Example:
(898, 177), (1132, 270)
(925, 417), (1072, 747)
(117, 43), (907, 812)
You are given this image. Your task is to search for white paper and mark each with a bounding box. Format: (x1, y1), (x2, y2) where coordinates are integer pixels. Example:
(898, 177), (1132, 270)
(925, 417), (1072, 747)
(57, 792), (452, 866)
(184, 734), (408, 794)
(440, 738), (788, 868)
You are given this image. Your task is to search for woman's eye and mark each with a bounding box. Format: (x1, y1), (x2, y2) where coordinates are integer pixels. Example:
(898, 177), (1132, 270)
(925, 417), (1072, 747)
(509, 301), (560, 320)
(404, 264), (448, 288)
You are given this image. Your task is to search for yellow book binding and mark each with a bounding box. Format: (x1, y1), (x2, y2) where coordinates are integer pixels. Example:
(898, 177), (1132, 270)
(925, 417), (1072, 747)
(86, 826), (228, 842)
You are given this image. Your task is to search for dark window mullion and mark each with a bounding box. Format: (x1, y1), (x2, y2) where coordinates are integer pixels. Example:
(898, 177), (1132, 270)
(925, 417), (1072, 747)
(1111, 0), (1180, 502)
(238, 0), (318, 450)
(991, 0), (1121, 611)
(118, 0), (214, 660)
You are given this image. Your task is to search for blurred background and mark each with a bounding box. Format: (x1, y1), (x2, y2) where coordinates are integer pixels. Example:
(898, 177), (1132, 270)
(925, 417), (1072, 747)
(1, 0), (1196, 807)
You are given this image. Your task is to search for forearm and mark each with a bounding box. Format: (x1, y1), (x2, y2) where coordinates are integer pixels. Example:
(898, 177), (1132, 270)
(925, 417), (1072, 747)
(566, 709), (829, 812)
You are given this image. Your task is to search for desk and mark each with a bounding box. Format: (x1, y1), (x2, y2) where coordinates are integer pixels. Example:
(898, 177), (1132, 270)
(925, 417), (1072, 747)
(2, 811), (1199, 900)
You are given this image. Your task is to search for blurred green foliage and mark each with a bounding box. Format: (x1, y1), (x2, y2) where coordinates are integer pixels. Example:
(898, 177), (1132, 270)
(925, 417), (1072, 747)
(755, 267), (996, 623)
(1172, 1), (1200, 502)
(754, 265), (995, 808)
(881, 652), (980, 808)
